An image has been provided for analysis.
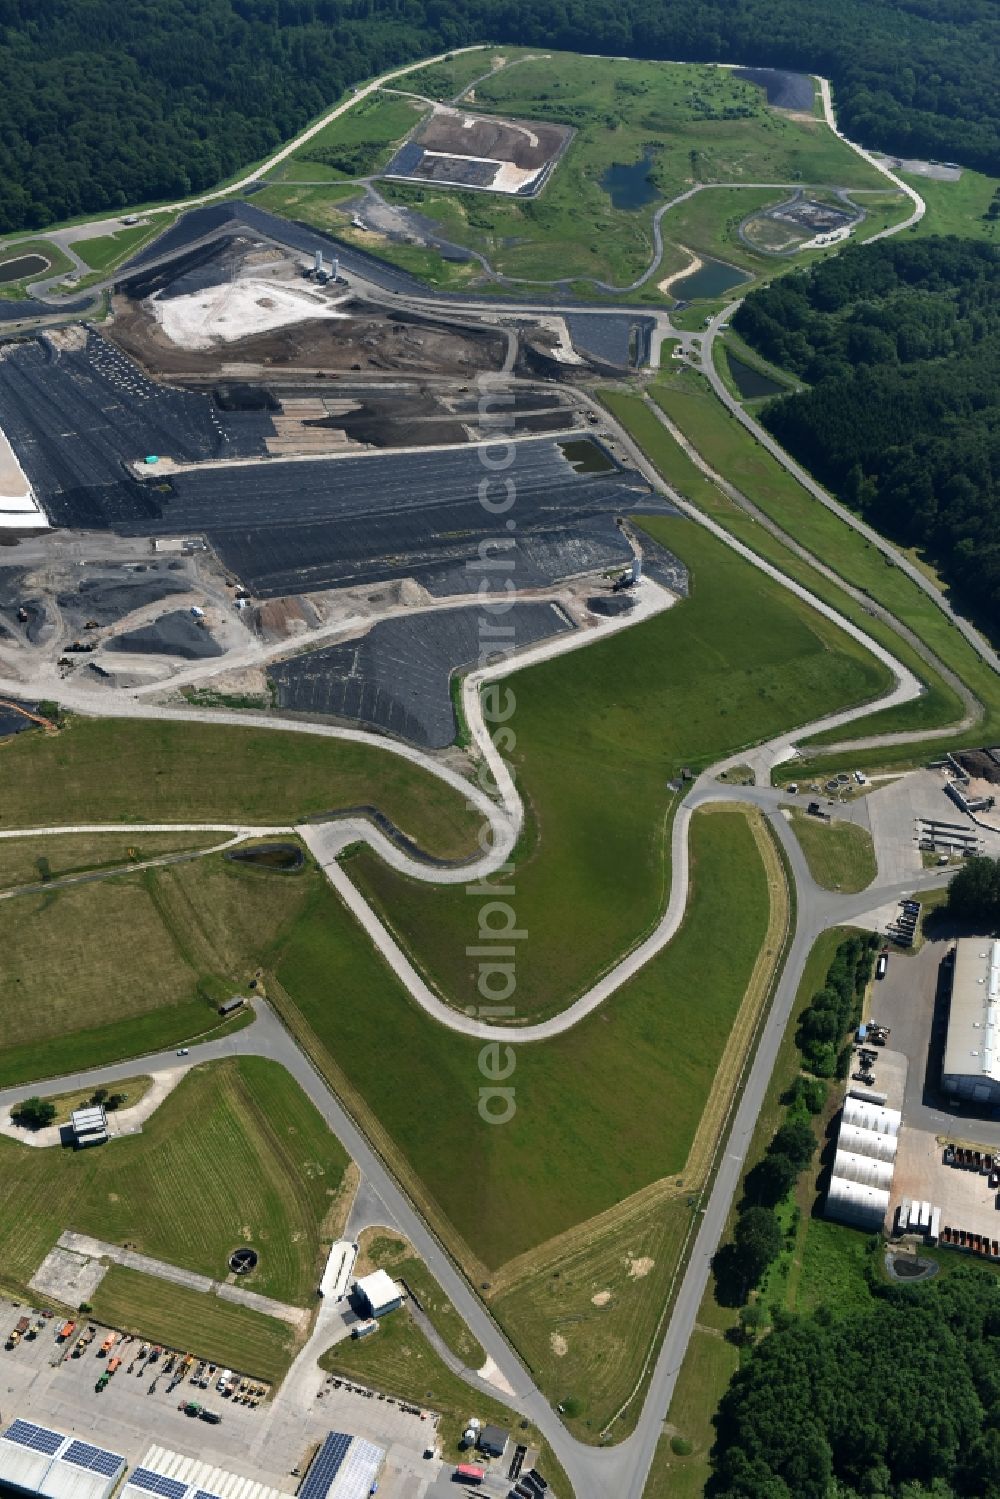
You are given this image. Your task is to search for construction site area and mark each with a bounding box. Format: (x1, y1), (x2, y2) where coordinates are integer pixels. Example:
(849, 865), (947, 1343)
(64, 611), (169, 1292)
(0, 201), (681, 748)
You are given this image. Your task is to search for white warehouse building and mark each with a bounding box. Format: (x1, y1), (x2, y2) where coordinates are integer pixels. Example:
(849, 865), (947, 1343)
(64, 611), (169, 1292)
(825, 1090), (902, 1232)
(942, 938), (1000, 1107)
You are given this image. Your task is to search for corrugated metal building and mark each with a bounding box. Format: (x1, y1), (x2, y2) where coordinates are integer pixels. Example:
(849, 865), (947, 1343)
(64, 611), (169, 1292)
(0, 1420), (125, 1499)
(942, 938), (1000, 1107)
(825, 1090), (903, 1232)
(70, 1105), (108, 1148)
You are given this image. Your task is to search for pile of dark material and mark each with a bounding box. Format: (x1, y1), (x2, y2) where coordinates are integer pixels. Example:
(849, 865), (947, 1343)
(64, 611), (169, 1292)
(105, 609), (222, 658)
(269, 601), (573, 748)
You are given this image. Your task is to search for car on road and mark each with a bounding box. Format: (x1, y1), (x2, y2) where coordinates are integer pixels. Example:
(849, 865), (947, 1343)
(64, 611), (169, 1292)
(177, 1048), (189, 1056)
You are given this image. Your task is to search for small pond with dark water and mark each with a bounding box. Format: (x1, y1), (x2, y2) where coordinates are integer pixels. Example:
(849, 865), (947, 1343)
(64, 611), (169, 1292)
(0, 254), (50, 284)
(671, 256), (749, 301)
(225, 842), (304, 871)
(601, 151), (658, 211)
(726, 353), (786, 400)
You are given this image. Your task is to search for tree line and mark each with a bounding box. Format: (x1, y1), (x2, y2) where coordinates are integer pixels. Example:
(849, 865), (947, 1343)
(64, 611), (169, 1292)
(711, 934), (877, 1306)
(733, 237), (1000, 639)
(0, 0), (998, 234)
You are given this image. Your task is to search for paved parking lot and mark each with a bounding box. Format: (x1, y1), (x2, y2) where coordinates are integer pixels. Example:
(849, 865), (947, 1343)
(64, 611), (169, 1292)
(892, 1128), (1000, 1245)
(0, 1301), (441, 1498)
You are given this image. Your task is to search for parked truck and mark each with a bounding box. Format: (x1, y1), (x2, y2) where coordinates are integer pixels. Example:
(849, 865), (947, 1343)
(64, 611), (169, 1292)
(57, 1320), (77, 1343)
(99, 1332), (117, 1356)
(6, 1317), (31, 1349)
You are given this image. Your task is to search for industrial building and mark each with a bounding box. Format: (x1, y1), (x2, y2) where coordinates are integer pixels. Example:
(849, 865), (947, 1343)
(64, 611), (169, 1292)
(69, 1105), (108, 1148)
(825, 1090), (902, 1231)
(477, 1425), (510, 1460)
(352, 1269), (402, 1318)
(0, 1419), (125, 1499)
(121, 1448), (293, 1499)
(297, 1432), (384, 1499)
(942, 939), (1000, 1107)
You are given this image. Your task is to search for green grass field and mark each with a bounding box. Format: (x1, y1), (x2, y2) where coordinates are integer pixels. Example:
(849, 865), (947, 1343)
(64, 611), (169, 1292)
(0, 1057), (349, 1305)
(90, 1265), (297, 1384)
(600, 390), (963, 739)
(788, 810), (876, 892)
(285, 90), (426, 178)
(404, 48), (513, 102)
(903, 167), (1000, 240)
(350, 514), (886, 1016)
(0, 852), (313, 1086)
(0, 830), (221, 891)
(1, 716), (480, 858)
(274, 807), (770, 1270)
(69, 222), (163, 272)
(648, 368), (1000, 745)
(0, 238), (74, 296)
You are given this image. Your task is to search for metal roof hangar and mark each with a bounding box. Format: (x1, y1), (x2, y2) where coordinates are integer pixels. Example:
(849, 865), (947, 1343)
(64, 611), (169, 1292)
(0, 1420), (125, 1499)
(825, 1091), (902, 1232)
(942, 939), (1000, 1107)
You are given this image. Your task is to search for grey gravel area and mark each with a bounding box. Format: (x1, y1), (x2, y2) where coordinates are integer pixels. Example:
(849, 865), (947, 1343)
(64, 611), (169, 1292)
(57, 565), (193, 629)
(269, 601), (574, 747)
(105, 609), (223, 658)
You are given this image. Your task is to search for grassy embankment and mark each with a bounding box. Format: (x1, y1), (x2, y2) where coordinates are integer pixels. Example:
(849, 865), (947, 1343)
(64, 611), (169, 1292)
(349, 515), (885, 1019)
(271, 803), (786, 1439)
(266, 89), (427, 184)
(787, 810), (877, 892)
(0, 830), (221, 891)
(603, 388), (972, 748)
(0, 851), (313, 1086)
(69, 221), (165, 273)
(637, 370), (1000, 751)
(0, 1057), (351, 1377)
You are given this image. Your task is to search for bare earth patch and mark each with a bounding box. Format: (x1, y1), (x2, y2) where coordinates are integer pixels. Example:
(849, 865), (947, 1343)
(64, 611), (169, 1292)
(550, 1332), (568, 1357)
(591, 1290), (612, 1307)
(627, 1255), (655, 1280)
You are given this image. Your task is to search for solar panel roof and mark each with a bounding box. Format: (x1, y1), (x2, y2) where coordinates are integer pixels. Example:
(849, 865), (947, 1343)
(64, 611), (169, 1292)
(298, 1434), (351, 1499)
(5, 1421), (64, 1457)
(128, 1468), (189, 1499)
(62, 1441), (125, 1477)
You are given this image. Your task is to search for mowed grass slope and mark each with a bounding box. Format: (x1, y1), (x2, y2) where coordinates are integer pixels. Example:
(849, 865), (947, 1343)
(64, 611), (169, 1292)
(91, 1265), (296, 1384)
(350, 515), (886, 1014)
(0, 1057), (348, 1304)
(0, 854), (313, 1086)
(1, 717), (480, 858)
(650, 368), (1000, 744)
(275, 807), (772, 1268)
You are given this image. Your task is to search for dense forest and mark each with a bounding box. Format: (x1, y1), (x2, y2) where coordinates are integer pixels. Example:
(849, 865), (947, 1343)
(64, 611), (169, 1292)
(0, 0), (998, 233)
(709, 1267), (1000, 1499)
(733, 238), (1000, 636)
